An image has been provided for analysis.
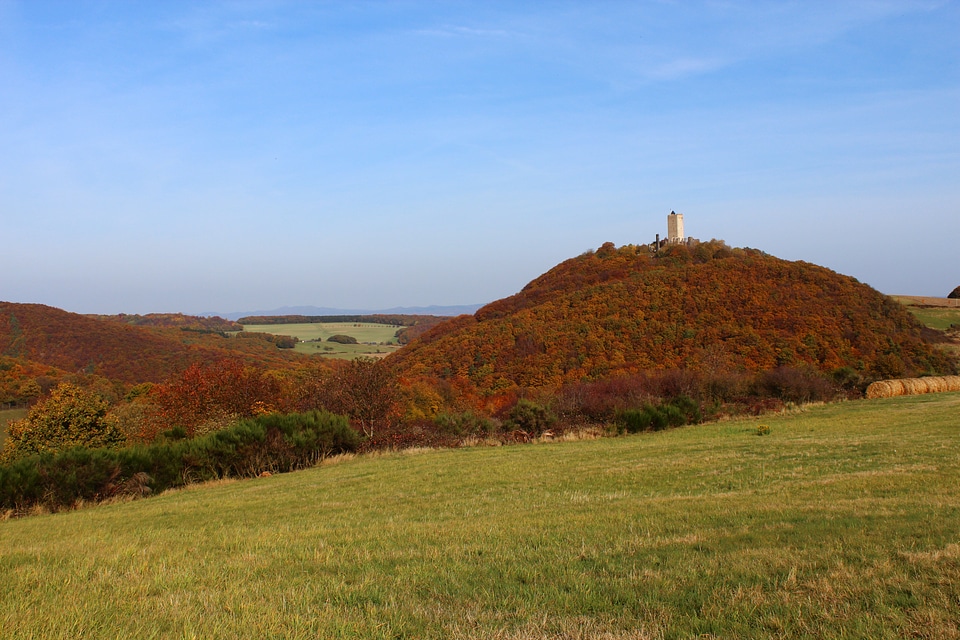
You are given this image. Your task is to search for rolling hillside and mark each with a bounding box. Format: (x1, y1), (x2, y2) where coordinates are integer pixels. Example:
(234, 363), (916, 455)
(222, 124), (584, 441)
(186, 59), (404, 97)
(390, 241), (956, 392)
(0, 302), (308, 385)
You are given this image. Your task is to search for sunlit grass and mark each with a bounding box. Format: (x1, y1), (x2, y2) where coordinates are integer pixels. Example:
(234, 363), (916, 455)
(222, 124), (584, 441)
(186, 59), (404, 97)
(2, 393), (959, 638)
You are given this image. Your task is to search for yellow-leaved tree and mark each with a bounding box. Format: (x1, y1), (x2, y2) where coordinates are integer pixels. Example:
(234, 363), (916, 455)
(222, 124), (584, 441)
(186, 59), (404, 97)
(0, 383), (124, 463)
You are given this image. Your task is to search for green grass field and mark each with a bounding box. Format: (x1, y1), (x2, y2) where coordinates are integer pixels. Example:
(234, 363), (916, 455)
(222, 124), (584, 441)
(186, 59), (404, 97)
(0, 408), (26, 447)
(905, 307), (960, 331)
(2, 393), (959, 638)
(892, 296), (960, 331)
(241, 322), (403, 359)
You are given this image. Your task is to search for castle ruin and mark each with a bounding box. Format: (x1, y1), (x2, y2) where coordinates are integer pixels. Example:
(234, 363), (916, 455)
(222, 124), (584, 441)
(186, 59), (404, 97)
(654, 211), (697, 253)
(667, 211), (684, 244)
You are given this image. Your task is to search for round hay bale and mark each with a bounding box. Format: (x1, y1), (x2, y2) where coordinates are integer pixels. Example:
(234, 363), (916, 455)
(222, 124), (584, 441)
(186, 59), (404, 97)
(901, 379), (923, 395)
(868, 375), (960, 399)
(866, 380), (895, 399)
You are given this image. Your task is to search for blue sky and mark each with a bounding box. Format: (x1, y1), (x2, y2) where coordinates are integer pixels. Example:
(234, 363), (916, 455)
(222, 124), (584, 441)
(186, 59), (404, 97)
(1, 1), (958, 315)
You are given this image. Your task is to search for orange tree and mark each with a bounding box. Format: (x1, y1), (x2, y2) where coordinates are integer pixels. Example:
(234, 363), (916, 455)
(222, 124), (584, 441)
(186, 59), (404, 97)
(141, 359), (282, 441)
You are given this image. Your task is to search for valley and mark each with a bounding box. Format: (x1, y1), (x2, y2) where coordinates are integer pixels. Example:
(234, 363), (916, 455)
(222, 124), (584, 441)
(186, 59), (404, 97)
(238, 321), (403, 359)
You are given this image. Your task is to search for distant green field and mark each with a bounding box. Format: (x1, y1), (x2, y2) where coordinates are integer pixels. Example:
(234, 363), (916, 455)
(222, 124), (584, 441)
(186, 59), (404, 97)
(241, 322), (403, 359)
(905, 307), (960, 331)
(892, 296), (960, 330)
(2, 393), (959, 638)
(0, 408), (26, 447)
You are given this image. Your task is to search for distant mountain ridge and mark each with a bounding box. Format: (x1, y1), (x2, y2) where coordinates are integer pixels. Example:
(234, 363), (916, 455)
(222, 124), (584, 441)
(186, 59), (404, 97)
(212, 304), (484, 321)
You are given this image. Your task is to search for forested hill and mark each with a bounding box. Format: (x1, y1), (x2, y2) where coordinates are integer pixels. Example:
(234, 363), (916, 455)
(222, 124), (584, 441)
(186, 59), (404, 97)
(90, 313), (242, 332)
(0, 302), (306, 384)
(388, 241), (956, 393)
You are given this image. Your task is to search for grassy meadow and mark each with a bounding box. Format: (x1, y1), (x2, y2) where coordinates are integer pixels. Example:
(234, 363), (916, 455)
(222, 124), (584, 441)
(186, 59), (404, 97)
(2, 393), (959, 638)
(907, 307), (960, 331)
(892, 295), (960, 331)
(241, 322), (403, 359)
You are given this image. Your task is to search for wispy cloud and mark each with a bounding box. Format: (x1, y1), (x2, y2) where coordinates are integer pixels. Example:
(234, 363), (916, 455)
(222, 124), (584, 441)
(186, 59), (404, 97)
(645, 56), (729, 80)
(414, 24), (518, 39)
(163, 9), (278, 46)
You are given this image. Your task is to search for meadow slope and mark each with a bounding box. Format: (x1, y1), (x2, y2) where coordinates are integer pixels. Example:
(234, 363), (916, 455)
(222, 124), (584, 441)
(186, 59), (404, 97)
(1, 394), (959, 639)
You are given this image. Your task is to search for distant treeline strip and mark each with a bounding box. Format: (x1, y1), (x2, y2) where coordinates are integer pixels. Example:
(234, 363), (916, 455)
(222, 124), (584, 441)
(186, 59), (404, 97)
(237, 314), (442, 327)
(865, 376), (960, 399)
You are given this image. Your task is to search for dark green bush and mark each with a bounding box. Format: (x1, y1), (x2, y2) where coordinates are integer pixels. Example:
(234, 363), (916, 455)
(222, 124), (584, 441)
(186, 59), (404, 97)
(503, 399), (555, 436)
(616, 396), (702, 434)
(618, 407), (656, 433)
(327, 334), (358, 344)
(434, 411), (496, 436)
(0, 410), (358, 514)
(668, 395), (702, 424)
(831, 366), (862, 391)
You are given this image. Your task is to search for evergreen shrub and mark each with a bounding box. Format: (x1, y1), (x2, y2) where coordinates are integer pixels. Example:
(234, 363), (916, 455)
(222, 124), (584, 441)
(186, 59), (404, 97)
(503, 399), (556, 436)
(617, 396), (702, 434)
(434, 411), (496, 436)
(0, 410), (358, 514)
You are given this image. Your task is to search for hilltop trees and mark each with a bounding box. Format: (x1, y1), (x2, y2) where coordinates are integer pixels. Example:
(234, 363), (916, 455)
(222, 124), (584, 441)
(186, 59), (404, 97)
(389, 240), (957, 398)
(0, 383), (124, 462)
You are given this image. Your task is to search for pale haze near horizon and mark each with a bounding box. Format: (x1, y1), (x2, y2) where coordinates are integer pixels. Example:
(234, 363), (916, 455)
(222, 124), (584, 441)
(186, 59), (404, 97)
(1, 1), (957, 316)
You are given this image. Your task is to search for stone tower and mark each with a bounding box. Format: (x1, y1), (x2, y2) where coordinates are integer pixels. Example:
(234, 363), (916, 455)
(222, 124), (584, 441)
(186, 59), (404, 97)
(667, 211), (684, 244)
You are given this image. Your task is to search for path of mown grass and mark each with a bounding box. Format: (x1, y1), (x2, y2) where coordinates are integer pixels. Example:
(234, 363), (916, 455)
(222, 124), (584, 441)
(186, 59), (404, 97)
(1, 394), (959, 639)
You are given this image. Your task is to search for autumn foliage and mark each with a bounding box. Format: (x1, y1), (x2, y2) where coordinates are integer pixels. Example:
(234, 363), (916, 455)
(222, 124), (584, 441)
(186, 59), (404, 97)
(294, 358), (400, 437)
(389, 241), (956, 398)
(1, 383), (124, 462)
(139, 360), (284, 441)
(0, 302), (307, 386)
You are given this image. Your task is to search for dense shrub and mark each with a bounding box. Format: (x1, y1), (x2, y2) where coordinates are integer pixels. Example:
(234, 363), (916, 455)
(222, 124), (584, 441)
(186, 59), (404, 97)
(434, 411), (496, 437)
(359, 419), (464, 452)
(0, 410), (358, 514)
(830, 366), (863, 392)
(503, 399), (555, 436)
(327, 334), (358, 344)
(616, 396), (702, 434)
(754, 367), (837, 404)
(557, 375), (650, 421)
(1, 383), (125, 463)
(273, 335), (298, 349)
